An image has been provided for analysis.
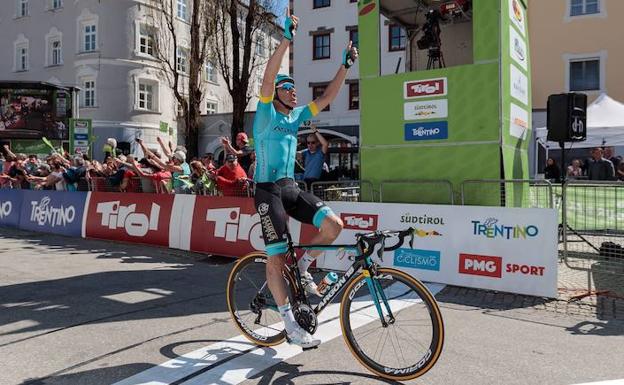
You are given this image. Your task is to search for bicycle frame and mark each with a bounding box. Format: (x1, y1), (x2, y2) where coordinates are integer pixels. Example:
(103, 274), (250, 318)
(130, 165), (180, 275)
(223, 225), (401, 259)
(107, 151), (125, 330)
(283, 240), (394, 326)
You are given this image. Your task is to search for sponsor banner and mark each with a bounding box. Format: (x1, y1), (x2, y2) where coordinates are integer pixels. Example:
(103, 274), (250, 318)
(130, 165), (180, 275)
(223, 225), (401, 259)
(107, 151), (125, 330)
(341, 213), (378, 231)
(85, 192), (173, 246)
(316, 202), (558, 298)
(509, 26), (527, 71)
(405, 121), (449, 141)
(19, 190), (87, 237)
(510, 64), (528, 106)
(0, 189), (24, 227)
(404, 99), (448, 121)
(404, 78), (447, 99)
(189, 196), (316, 257)
(509, 0), (526, 37)
(510, 102), (529, 140)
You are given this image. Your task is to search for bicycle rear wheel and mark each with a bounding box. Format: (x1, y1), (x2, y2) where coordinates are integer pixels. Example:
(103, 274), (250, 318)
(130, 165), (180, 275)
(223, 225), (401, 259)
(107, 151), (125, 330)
(226, 252), (298, 346)
(340, 268), (444, 381)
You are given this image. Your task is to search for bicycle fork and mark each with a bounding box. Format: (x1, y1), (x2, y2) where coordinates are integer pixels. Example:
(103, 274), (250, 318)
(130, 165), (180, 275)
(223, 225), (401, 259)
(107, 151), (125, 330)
(363, 263), (395, 327)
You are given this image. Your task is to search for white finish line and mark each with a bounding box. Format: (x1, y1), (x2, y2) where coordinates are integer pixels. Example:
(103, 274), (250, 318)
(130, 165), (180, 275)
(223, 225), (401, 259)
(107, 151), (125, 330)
(112, 283), (445, 385)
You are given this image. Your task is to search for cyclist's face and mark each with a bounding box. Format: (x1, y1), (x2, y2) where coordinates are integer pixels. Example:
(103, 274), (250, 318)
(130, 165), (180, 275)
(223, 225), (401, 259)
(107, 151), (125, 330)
(276, 82), (297, 107)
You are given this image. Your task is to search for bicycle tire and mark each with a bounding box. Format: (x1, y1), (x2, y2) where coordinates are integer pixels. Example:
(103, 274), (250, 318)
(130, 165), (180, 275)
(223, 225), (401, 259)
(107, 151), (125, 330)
(340, 268), (444, 381)
(226, 252), (298, 347)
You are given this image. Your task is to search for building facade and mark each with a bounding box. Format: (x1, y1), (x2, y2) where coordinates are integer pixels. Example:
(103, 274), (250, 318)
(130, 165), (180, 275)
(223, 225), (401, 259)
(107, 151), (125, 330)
(528, 0), (624, 172)
(0, 0), (287, 157)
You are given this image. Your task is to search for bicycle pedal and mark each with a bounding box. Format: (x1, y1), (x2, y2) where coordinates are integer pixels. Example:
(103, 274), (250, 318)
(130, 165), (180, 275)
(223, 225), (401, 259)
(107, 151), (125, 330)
(302, 345), (319, 351)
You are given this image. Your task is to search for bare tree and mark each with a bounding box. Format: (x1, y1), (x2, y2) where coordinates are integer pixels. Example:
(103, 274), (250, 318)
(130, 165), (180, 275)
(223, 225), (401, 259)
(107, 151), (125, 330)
(148, 0), (214, 158)
(211, 0), (277, 141)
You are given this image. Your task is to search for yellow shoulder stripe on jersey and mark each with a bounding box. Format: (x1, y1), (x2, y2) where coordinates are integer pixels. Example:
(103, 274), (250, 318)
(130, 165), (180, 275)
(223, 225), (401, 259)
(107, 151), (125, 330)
(309, 101), (319, 117)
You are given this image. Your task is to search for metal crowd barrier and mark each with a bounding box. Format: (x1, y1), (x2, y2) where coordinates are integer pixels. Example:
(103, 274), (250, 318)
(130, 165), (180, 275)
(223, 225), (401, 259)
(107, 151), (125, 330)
(460, 179), (554, 208)
(310, 180), (362, 202)
(379, 179), (454, 205)
(562, 181), (624, 280)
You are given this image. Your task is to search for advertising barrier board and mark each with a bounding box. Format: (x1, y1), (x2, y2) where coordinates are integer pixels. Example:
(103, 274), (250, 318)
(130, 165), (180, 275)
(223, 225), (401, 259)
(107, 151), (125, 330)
(85, 192), (174, 247)
(314, 202), (558, 298)
(18, 190), (87, 237)
(0, 189), (23, 227)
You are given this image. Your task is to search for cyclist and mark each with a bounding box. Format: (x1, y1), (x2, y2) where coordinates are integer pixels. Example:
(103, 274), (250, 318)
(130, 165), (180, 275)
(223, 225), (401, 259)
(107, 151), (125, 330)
(252, 10), (358, 349)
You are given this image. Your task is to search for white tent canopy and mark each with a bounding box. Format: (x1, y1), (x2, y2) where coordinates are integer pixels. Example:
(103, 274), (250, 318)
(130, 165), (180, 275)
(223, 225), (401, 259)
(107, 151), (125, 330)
(535, 93), (624, 148)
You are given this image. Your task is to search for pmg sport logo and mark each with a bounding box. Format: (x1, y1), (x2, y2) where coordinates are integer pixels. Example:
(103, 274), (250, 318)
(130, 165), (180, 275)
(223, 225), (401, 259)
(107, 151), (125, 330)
(459, 253), (502, 278)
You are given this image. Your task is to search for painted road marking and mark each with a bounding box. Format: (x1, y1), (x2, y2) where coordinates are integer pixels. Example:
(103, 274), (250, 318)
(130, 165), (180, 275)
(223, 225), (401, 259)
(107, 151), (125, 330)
(113, 282), (445, 385)
(572, 381), (624, 385)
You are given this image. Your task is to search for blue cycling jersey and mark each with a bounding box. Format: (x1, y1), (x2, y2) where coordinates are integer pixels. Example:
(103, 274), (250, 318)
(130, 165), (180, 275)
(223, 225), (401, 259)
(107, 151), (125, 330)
(253, 94), (318, 183)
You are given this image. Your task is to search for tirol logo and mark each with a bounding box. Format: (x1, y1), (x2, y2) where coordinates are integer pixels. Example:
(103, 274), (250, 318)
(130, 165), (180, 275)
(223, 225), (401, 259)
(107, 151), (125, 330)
(30, 196), (76, 227)
(96, 201), (160, 237)
(404, 78), (447, 99)
(472, 218), (538, 240)
(459, 253), (502, 278)
(405, 122), (449, 141)
(394, 248), (441, 271)
(0, 201), (12, 219)
(358, 0), (376, 16)
(341, 213), (378, 231)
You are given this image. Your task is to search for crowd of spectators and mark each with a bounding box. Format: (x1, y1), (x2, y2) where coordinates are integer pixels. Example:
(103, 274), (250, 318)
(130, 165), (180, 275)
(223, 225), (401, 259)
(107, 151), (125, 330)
(544, 146), (624, 182)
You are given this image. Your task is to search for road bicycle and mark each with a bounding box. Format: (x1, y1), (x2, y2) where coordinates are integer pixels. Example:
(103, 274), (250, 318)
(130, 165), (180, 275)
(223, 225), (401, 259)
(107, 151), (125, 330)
(226, 227), (444, 381)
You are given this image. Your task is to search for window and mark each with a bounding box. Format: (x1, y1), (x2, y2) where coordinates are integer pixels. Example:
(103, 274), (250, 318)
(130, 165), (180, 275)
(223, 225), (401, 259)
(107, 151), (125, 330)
(176, 47), (189, 73)
(255, 34), (266, 57)
(15, 45), (28, 71)
(389, 24), (406, 51)
(570, 0), (599, 16)
(51, 40), (62, 65)
(349, 28), (358, 48)
(177, 0), (188, 21)
(313, 0), (330, 9)
(206, 101), (217, 114)
(312, 85), (329, 111)
(138, 24), (155, 56)
(205, 60), (217, 82)
(50, 0), (62, 10)
(82, 79), (96, 107)
(17, 0), (29, 17)
(348, 82), (359, 110)
(138, 82), (154, 111)
(313, 34), (330, 60)
(83, 24), (97, 52)
(569, 59), (600, 91)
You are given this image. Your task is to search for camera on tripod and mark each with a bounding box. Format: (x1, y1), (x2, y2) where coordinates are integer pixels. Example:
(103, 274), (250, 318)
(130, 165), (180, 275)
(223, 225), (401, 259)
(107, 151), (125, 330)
(417, 9), (444, 50)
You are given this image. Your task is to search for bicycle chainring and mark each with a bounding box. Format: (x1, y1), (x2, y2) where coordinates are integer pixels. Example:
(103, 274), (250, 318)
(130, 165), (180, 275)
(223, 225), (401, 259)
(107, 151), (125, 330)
(293, 303), (318, 334)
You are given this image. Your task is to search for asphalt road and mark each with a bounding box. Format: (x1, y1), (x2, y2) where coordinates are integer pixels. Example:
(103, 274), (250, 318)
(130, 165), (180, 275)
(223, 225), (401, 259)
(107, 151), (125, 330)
(1, 227), (623, 385)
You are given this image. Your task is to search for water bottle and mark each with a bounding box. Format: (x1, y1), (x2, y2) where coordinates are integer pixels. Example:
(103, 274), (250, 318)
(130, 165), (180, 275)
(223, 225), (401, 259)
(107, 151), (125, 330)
(317, 272), (339, 295)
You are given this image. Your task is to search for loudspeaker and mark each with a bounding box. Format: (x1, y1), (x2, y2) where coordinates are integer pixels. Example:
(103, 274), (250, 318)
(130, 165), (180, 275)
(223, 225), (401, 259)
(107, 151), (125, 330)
(547, 93), (587, 142)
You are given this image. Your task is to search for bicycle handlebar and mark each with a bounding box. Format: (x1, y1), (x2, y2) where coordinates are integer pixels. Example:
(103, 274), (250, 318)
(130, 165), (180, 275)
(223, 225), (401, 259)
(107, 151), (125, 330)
(355, 228), (415, 261)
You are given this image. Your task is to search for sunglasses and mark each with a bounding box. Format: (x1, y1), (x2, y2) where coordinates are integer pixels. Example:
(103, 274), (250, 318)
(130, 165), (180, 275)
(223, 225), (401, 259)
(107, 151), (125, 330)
(276, 82), (296, 91)
(307, 141), (317, 145)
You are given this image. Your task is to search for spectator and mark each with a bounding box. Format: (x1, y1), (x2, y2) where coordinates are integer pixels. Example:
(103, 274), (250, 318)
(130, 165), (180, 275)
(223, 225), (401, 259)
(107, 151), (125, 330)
(202, 153), (217, 172)
(567, 159), (583, 178)
(544, 158), (561, 182)
(301, 127), (329, 187)
(130, 157), (171, 193)
(25, 155), (39, 174)
(216, 154), (248, 196)
(63, 156), (88, 191)
(247, 151), (256, 180)
(190, 160), (214, 195)
(48, 160), (67, 191)
(7, 153), (30, 189)
(587, 147), (615, 181)
(221, 133), (254, 173)
(103, 138), (117, 161)
(617, 162), (624, 181)
(604, 146), (622, 170)
(139, 138), (190, 193)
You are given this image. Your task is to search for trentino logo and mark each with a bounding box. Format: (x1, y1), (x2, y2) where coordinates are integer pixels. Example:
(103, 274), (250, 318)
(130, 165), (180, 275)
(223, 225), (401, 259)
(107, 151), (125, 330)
(471, 218), (538, 240)
(405, 121), (449, 141)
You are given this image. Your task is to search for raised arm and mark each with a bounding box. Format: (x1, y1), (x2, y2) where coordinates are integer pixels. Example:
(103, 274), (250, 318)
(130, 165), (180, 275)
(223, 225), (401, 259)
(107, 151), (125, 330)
(313, 41), (359, 112)
(2, 144), (16, 161)
(157, 137), (173, 159)
(221, 137), (241, 156)
(260, 9), (298, 99)
(312, 125), (329, 154)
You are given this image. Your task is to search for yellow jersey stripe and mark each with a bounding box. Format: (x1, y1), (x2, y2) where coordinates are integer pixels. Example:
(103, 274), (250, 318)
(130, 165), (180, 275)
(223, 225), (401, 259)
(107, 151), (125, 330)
(259, 93), (274, 103)
(309, 102), (319, 117)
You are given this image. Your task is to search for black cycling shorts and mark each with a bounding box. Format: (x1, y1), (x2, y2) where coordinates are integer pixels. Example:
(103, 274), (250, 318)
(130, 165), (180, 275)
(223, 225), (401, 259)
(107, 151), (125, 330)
(254, 178), (334, 256)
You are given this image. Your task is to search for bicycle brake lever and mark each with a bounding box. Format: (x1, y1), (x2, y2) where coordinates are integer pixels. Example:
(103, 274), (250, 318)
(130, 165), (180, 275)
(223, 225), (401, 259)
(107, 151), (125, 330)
(409, 231), (415, 249)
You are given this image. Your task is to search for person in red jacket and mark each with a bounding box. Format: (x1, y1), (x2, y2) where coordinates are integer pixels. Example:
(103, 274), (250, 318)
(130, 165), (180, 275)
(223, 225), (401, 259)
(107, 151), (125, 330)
(216, 154), (249, 196)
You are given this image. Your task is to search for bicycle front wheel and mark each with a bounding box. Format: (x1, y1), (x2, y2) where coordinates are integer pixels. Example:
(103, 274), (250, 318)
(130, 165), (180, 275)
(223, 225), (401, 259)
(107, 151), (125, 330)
(340, 268), (444, 381)
(226, 252), (298, 347)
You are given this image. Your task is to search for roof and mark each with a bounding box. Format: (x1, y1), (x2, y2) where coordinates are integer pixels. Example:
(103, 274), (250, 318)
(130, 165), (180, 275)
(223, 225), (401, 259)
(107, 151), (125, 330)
(0, 81), (79, 92)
